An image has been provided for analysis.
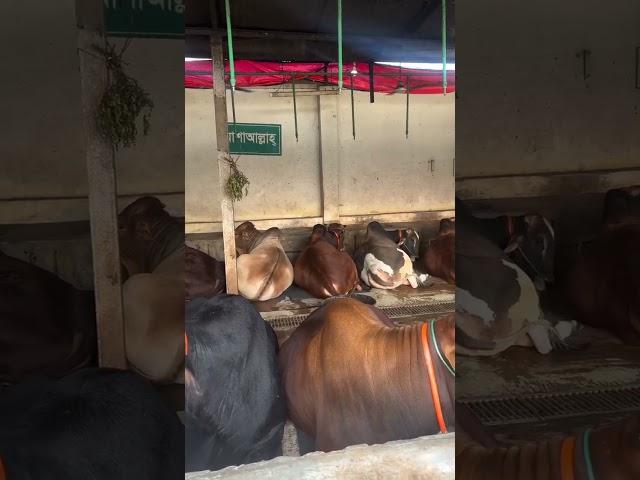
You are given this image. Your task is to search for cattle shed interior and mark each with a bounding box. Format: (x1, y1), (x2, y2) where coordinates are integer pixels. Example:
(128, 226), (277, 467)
(1, 1), (184, 408)
(183, 0), (456, 475)
(455, 0), (640, 447)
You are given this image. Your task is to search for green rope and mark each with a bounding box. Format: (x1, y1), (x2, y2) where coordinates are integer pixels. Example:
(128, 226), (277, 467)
(583, 429), (597, 480)
(441, 0), (447, 95)
(430, 319), (455, 376)
(224, 0), (236, 90)
(338, 0), (343, 90)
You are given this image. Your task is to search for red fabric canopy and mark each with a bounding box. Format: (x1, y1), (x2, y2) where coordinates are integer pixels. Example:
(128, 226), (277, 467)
(185, 60), (455, 94)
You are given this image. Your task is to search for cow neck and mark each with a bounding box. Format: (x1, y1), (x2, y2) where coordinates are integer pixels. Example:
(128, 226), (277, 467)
(420, 321), (453, 434)
(145, 218), (183, 272)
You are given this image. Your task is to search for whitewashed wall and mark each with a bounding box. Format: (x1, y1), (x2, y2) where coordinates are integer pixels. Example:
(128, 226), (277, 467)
(186, 86), (455, 233)
(456, 0), (640, 200)
(0, 0), (185, 224)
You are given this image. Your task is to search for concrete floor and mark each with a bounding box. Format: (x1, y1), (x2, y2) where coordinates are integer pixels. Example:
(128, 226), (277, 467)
(458, 324), (640, 443)
(255, 279), (455, 345)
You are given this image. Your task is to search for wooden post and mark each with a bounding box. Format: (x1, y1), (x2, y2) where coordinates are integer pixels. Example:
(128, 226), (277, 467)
(210, 34), (239, 294)
(75, 0), (126, 368)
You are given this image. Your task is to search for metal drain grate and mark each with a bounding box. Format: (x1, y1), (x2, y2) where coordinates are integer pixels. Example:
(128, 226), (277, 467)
(460, 386), (640, 426)
(265, 301), (454, 331)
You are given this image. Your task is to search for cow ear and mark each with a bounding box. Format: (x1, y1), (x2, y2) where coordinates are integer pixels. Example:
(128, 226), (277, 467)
(504, 235), (524, 253)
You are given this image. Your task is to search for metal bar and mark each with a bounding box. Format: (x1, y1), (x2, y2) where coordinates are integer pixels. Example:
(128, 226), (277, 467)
(368, 61), (375, 103)
(405, 76), (410, 138)
(198, 70), (444, 78)
(583, 49), (591, 80)
(210, 33), (238, 294)
(230, 83), (237, 123)
(337, 0), (343, 89)
(292, 76), (299, 141)
(350, 75), (356, 139)
(442, 0), (447, 94)
(75, 0), (126, 369)
(635, 46), (640, 89)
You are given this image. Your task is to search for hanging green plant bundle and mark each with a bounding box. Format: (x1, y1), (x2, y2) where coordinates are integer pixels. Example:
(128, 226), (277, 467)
(225, 156), (250, 201)
(93, 40), (153, 150)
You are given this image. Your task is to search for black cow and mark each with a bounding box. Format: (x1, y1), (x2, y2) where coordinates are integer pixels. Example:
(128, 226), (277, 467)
(603, 185), (640, 228)
(0, 250), (96, 384)
(456, 197), (555, 291)
(185, 294), (286, 472)
(0, 368), (183, 480)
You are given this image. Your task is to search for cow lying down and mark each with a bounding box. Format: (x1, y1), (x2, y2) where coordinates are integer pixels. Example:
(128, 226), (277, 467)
(0, 250), (96, 384)
(456, 223), (577, 356)
(294, 223), (359, 298)
(235, 222), (294, 301)
(355, 221), (428, 289)
(0, 368), (183, 480)
(456, 403), (640, 479)
(185, 294), (286, 472)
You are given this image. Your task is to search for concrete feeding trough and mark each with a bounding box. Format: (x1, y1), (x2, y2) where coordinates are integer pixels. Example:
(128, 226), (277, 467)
(185, 433), (455, 480)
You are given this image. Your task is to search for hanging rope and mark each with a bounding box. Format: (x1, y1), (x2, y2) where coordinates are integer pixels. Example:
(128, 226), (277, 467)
(224, 0), (236, 91)
(338, 0), (343, 90)
(350, 74), (356, 139)
(441, 0), (447, 95)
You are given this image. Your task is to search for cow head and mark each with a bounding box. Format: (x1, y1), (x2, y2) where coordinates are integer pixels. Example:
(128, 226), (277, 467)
(396, 228), (420, 261)
(234, 221), (259, 254)
(310, 224), (346, 250)
(504, 213), (555, 291)
(118, 196), (172, 275)
(603, 186), (640, 228)
(439, 218), (456, 235)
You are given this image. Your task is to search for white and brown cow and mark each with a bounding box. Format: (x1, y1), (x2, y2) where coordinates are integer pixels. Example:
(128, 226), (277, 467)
(355, 221), (427, 289)
(118, 196), (184, 384)
(456, 223), (575, 356)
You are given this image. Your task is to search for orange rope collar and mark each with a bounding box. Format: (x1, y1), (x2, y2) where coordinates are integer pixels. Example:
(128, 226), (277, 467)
(560, 436), (576, 480)
(420, 322), (448, 433)
(184, 332), (189, 356)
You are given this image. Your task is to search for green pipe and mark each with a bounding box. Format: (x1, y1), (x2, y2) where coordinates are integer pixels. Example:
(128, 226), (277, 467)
(224, 0), (236, 89)
(338, 0), (343, 90)
(441, 0), (447, 95)
(405, 76), (410, 138)
(292, 76), (299, 142)
(350, 75), (355, 139)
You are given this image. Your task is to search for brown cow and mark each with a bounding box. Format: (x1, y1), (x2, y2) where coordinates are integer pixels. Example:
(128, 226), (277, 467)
(566, 186), (640, 344)
(278, 298), (455, 452)
(118, 196), (184, 383)
(0, 250), (96, 383)
(235, 221), (294, 301)
(421, 218), (455, 284)
(185, 246), (225, 301)
(293, 224), (359, 298)
(456, 403), (640, 479)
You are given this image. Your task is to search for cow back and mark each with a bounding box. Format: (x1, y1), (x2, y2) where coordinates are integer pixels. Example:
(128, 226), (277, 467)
(294, 237), (358, 298)
(0, 368), (183, 480)
(0, 251), (96, 383)
(185, 295), (286, 471)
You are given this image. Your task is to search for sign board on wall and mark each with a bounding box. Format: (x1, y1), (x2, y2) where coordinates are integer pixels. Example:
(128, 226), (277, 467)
(228, 123), (282, 156)
(104, 0), (184, 38)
